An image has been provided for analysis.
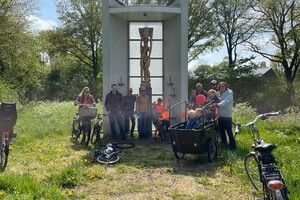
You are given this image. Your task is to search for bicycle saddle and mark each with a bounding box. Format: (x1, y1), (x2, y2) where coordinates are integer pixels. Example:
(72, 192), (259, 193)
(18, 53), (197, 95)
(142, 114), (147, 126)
(254, 140), (276, 152)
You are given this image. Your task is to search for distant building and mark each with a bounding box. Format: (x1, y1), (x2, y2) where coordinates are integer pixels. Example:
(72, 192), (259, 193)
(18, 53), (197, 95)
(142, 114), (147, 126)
(252, 67), (278, 91)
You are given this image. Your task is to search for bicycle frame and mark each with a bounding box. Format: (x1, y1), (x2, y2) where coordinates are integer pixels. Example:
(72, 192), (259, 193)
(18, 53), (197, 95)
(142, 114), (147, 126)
(0, 129), (16, 170)
(91, 114), (106, 145)
(236, 112), (289, 200)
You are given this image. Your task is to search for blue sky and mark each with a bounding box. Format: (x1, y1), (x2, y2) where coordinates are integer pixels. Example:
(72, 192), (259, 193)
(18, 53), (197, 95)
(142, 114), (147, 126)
(33, 0), (265, 69)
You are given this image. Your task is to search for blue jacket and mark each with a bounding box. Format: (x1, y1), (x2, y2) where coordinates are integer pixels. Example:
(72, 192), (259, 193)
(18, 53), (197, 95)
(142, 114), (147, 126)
(217, 89), (233, 118)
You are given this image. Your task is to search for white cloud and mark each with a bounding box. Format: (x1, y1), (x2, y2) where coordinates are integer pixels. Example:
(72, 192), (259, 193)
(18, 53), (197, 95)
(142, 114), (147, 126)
(28, 16), (57, 32)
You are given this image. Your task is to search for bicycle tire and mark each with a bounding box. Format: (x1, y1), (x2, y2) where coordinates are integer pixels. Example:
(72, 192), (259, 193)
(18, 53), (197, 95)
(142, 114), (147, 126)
(96, 153), (120, 164)
(91, 125), (100, 144)
(174, 151), (185, 159)
(269, 188), (288, 200)
(0, 143), (8, 170)
(114, 141), (135, 149)
(72, 118), (81, 141)
(244, 153), (262, 191)
(207, 139), (217, 163)
(232, 122), (237, 138)
(159, 126), (166, 141)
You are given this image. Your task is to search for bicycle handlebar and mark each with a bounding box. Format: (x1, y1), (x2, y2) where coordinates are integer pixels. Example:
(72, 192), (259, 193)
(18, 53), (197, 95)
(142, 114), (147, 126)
(235, 111), (281, 134)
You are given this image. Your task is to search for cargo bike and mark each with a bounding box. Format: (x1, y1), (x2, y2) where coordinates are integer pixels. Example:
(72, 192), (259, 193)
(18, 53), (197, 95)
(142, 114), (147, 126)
(168, 100), (219, 162)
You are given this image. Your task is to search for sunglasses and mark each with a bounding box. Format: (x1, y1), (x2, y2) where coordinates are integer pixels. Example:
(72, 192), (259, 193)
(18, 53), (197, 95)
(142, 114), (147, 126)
(84, 91), (89, 93)
(141, 90), (146, 91)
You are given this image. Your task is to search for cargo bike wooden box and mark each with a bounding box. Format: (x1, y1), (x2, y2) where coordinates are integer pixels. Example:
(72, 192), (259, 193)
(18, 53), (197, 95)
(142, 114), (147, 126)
(168, 101), (218, 162)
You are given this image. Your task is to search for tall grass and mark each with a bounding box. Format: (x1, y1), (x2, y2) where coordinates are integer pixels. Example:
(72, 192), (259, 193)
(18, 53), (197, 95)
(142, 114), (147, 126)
(0, 101), (299, 199)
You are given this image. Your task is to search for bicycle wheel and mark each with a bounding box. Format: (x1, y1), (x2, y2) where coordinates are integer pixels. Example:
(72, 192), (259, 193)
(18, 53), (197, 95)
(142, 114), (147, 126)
(114, 141), (135, 149)
(269, 188), (288, 200)
(91, 125), (100, 144)
(244, 153), (262, 191)
(96, 153), (120, 164)
(174, 151), (185, 159)
(72, 118), (81, 141)
(232, 122), (237, 138)
(207, 139), (217, 163)
(159, 126), (166, 141)
(0, 142), (8, 170)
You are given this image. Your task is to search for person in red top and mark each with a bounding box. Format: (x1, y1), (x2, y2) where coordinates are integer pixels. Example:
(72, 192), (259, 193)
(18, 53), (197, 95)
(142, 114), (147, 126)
(75, 87), (96, 143)
(153, 98), (170, 140)
(75, 87), (96, 107)
(155, 98), (165, 118)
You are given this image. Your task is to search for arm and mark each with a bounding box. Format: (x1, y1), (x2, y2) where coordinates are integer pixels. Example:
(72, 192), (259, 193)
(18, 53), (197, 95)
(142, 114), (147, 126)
(104, 94), (110, 113)
(217, 92), (233, 108)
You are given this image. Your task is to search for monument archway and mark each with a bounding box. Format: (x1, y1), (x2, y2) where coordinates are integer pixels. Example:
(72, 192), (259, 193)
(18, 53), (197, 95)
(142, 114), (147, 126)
(102, 0), (188, 133)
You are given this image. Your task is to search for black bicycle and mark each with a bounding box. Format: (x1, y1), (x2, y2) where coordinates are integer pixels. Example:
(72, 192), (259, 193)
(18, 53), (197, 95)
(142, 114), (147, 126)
(235, 112), (289, 200)
(90, 113), (106, 145)
(72, 103), (97, 146)
(95, 141), (135, 164)
(0, 102), (17, 171)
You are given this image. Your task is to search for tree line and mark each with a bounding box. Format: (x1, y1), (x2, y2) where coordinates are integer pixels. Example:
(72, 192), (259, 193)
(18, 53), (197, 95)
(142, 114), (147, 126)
(0, 0), (299, 110)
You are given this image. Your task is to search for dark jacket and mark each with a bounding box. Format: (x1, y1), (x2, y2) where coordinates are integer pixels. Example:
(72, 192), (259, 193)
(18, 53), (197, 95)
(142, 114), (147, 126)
(105, 91), (123, 114)
(123, 94), (136, 114)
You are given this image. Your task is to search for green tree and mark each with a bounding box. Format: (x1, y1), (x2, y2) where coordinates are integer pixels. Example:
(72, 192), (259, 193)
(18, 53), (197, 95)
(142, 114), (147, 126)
(248, 0), (300, 93)
(211, 0), (258, 67)
(0, 0), (42, 101)
(51, 0), (103, 95)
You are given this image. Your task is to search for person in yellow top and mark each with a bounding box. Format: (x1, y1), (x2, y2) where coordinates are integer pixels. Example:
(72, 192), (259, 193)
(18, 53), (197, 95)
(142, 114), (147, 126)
(136, 87), (151, 138)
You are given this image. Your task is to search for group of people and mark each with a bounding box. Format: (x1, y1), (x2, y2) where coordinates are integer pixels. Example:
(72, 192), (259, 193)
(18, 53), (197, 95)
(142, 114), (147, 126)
(104, 84), (169, 140)
(187, 80), (237, 150)
(75, 80), (236, 150)
(76, 84), (168, 141)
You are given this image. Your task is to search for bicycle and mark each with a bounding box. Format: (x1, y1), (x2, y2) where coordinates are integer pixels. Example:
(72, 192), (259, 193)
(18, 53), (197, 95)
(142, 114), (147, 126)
(154, 118), (170, 141)
(235, 112), (289, 200)
(94, 141), (135, 164)
(72, 104), (97, 146)
(90, 113), (107, 145)
(0, 102), (17, 171)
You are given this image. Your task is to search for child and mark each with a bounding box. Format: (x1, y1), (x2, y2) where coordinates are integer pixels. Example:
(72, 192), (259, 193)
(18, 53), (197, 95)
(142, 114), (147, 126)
(193, 107), (208, 129)
(207, 89), (220, 103)
(206, 89), (220, 120)
(185, 109), (197, 129)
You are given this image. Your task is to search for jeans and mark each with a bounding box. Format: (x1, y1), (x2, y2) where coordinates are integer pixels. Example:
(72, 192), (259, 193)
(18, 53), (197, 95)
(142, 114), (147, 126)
(81, 118), (91, 135)
(218, 117), (237, 150)
(124, 112), (135, 135)
(108, 113), (125, 139)
(137, 112), (148, 138)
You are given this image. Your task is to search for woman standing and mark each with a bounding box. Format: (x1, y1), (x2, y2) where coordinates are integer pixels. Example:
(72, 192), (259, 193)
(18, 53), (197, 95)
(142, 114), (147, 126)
(217, 82), (237, 150)
(136, 87), (151, 138)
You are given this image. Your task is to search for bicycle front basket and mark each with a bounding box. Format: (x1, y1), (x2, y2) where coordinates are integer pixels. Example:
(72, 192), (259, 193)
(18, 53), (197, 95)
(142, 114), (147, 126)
(78, 107), (97, 119)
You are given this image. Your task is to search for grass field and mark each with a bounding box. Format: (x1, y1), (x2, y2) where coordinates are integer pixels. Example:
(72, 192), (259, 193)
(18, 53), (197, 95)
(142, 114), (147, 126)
(0, 101), (299, 199)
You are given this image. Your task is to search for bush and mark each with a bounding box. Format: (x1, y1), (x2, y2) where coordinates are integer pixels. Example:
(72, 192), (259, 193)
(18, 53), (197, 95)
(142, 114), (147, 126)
(233, 102), (257, 124)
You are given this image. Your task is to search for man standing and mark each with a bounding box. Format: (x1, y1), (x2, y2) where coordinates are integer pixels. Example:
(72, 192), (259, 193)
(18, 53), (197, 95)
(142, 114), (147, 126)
(104, 84), (126, 141)
(196, 83), (207, 97)
(123, 87), (136, 137)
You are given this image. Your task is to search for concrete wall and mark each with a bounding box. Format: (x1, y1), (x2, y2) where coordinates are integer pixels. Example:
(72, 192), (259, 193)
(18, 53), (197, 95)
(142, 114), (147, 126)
(102, 0), (188, 134)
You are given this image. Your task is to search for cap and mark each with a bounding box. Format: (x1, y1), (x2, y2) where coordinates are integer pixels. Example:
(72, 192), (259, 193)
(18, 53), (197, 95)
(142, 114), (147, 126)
(211, 80), (217, 84)
(128, 88), (133, 91)
(157, 98), (162, 102)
